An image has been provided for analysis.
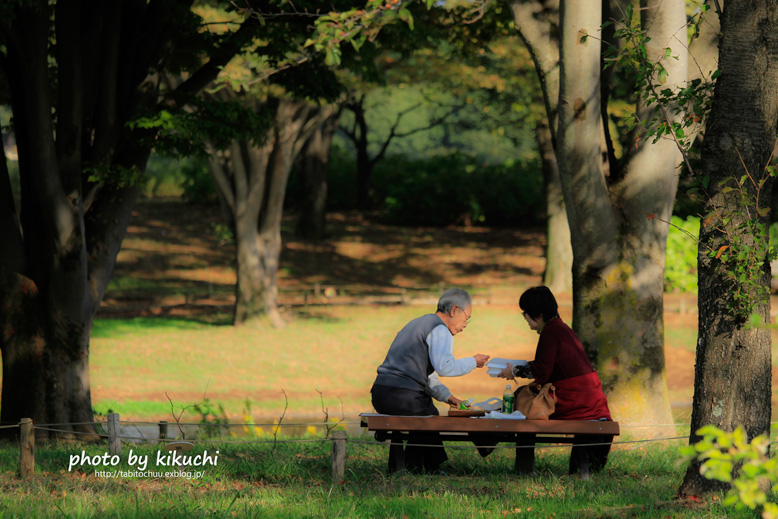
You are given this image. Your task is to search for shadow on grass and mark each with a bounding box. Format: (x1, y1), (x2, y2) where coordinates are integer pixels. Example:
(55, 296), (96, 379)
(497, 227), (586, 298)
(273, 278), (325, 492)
(287, 308), (346, 323)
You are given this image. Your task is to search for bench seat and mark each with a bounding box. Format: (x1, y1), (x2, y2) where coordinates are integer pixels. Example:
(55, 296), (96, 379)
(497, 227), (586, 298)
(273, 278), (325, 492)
(360, 413), (619, 478)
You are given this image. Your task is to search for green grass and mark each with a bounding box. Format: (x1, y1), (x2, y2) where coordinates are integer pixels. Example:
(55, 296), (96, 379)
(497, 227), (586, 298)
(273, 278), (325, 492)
(0, 439), (754, 518)
(92, 318), (214, 338)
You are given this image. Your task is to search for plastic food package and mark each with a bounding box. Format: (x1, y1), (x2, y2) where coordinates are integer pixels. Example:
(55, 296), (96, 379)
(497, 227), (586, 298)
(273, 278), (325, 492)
(486, 358), (528, 377)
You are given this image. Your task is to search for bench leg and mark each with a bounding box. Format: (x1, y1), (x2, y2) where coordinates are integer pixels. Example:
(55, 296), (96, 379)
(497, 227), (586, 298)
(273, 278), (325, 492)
(387, 433), (405, 474)
(514, 436), (536, 475)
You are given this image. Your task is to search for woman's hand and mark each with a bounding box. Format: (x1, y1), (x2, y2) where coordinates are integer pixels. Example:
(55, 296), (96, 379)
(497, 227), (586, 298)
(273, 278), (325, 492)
(497, 363), (516, 380)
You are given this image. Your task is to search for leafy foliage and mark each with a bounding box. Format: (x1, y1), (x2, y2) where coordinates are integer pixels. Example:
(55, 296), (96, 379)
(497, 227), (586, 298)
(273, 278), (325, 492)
(370, 152), (543, 226)
(682, 425), (778, 518)
(603, 3), (715, 170)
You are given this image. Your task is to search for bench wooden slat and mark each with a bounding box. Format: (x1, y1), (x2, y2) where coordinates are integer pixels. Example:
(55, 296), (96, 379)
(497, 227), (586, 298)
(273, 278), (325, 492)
(360, 414), (619, 436)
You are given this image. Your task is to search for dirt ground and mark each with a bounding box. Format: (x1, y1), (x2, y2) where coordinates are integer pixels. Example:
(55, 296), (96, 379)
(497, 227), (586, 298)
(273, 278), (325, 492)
(104, 198), (550, 314)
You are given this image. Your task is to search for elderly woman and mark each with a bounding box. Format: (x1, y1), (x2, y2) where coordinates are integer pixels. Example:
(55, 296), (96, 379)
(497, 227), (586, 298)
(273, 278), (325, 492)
(497, 286), (612, 472)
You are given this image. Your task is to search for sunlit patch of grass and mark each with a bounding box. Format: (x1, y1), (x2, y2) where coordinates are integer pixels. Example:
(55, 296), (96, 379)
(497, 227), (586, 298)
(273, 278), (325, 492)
(92, 318), (213, 338)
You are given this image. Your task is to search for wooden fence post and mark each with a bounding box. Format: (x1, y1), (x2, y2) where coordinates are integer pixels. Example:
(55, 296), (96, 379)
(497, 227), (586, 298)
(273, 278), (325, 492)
(331, 430), (347, 483)
(19, 418), (34, 479)
(159, 421), (168, 440)
(108, 413), (121, 456)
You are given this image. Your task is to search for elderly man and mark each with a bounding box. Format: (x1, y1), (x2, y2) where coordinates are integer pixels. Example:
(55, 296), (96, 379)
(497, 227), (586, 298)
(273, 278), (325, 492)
(370, 287), (489, 474)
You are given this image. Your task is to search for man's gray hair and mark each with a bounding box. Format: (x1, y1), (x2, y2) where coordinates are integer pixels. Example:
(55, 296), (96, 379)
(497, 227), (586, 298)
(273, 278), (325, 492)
(436, 288), (472, 313)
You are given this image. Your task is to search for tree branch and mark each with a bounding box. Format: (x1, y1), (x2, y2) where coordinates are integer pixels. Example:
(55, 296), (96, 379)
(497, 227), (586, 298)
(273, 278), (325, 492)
(167, 15), (259, 105)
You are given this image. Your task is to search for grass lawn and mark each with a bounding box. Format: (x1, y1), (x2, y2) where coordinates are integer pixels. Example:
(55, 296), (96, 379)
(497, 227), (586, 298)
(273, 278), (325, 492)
(0, 199), (774, 517)
(0, 438), (756, 518)
(87, 304), (548, 424)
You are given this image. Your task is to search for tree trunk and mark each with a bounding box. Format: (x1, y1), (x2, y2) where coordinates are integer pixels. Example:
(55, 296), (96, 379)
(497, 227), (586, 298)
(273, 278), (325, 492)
(295, 106), (340, 240)
(354, 112), (372, 211)
(512, 1), (572, 294)
(537, 122), (572, 294)
(678, 0), (778, 496)
(516, 0), (686, 434)
(208, 99), (317, 327)
(0, 1), (257, 436)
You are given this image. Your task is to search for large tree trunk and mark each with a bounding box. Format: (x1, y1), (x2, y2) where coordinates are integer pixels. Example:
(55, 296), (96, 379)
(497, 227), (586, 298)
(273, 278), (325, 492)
(295, 106), (340, 240)
(0, 1), (256, 437)
(678, 0), (778, 496)
(565, 0), (685, 435)
(515, 0), (686, 434)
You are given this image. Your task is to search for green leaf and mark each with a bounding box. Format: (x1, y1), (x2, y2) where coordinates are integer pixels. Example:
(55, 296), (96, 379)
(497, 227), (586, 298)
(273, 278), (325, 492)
(657, 66), (668, 85)
(398, 8), (414, 30)
(324, 49), (341, 67)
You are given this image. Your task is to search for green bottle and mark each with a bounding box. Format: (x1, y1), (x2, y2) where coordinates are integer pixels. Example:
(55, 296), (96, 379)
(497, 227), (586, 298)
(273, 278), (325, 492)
(502, 384), (514, 413)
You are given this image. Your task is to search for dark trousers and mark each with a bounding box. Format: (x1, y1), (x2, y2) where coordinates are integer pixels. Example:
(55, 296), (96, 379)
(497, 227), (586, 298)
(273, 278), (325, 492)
(371, 384), (448, 472)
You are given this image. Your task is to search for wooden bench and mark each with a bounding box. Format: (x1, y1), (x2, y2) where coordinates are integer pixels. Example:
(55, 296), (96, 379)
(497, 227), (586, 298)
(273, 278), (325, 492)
(360, 413), (620, 479)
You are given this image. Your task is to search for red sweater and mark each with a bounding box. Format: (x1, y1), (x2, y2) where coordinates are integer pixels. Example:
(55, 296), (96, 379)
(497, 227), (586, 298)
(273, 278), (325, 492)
(529, 319), (611, 421)
(530, 318), (594, 384)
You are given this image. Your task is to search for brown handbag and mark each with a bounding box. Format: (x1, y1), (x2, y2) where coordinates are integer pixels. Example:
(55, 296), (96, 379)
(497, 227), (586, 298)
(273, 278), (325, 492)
(515, 382), (557, 420)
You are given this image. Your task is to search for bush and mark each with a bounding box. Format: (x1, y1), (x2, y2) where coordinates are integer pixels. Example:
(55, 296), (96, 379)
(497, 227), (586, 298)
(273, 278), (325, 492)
(665, 216), (700, 293)
(180, 158), (219, 205)
(370, 153), (543, 227)
(143, 154), (188, 198)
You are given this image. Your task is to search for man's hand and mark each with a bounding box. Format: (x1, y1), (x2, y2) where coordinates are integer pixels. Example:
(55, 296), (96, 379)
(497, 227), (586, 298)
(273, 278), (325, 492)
(473, 354), (490, 367)
(447, 395), (462, 408)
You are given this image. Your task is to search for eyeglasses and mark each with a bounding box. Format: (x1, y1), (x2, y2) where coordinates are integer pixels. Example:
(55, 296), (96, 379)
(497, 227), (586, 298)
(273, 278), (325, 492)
(456, 306), (472, 323)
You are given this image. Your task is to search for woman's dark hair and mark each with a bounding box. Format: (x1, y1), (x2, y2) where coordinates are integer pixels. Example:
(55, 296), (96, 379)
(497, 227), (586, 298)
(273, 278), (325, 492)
(519, 286), (559, 322)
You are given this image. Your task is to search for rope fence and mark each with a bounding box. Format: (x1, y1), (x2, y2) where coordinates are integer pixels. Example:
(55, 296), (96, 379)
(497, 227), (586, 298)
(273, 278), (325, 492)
(7, 415), (778, 481)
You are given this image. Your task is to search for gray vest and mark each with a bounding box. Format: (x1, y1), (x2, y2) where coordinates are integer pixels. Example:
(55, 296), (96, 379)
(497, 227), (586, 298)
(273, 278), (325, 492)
(374, 314), (446, 391)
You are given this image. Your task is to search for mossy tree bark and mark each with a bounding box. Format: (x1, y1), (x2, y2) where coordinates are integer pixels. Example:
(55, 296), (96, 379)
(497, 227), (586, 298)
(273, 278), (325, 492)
(512, 0), (687, 433)
(678, 0), (778, 497)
